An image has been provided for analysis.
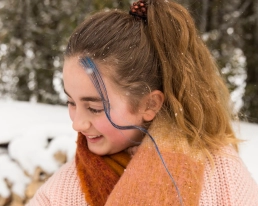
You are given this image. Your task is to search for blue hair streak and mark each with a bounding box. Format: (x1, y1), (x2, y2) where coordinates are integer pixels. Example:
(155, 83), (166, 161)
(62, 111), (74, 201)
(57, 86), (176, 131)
(80, 56), (183, 206)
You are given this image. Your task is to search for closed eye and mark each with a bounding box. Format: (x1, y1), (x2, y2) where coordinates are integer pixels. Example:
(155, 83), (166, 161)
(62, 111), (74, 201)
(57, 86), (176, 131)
(66, 100), (75, 106)
(88, 107), (104, 114)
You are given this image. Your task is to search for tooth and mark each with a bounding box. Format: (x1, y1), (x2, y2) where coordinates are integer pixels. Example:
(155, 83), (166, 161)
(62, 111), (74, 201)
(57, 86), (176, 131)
(88, 135), (101, 139)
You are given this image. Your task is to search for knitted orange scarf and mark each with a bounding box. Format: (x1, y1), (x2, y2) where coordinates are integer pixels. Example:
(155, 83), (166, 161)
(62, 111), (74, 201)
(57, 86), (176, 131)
(76, 120), (205, 206)
(75, 132), (131, 206)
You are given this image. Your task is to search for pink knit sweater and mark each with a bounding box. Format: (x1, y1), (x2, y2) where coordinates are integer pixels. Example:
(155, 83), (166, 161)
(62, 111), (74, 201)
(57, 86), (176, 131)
(27, 147), (258, 206)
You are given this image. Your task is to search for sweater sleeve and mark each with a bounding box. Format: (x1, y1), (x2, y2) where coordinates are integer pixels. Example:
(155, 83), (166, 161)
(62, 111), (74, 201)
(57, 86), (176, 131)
(26, 159), (88, 206)
(200, 147), (258, 206)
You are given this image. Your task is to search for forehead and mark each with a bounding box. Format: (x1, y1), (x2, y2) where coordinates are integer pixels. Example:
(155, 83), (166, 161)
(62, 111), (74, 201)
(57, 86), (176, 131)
(63, 56), (92, 89)
(63, 56), (113, 78)
(63, 56), (121, 97)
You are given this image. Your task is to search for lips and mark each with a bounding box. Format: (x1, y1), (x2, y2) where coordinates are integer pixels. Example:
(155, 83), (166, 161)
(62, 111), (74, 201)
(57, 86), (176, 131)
(84, 134), (103, 143)
(87, 135), (102, 139)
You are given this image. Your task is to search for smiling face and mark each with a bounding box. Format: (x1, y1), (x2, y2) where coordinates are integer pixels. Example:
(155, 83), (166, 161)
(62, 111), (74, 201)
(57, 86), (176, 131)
(63, 56), (146, 156)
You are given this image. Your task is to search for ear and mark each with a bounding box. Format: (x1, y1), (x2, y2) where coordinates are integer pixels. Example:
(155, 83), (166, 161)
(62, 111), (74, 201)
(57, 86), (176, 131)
(142, 90), (164, 122)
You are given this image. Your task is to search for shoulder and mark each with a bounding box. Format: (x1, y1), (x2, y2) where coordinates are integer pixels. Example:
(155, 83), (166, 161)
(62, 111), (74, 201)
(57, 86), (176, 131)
(200, 146), (258, 206)
(26, 159), (88, 206)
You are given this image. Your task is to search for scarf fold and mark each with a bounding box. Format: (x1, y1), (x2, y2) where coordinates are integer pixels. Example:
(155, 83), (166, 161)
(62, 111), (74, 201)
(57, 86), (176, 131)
(75, 133), (131, 206)
(76, 119), (205, 206)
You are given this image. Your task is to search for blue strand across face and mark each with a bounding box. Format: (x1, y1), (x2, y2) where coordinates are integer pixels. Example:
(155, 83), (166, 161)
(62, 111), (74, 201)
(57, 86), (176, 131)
(63, 55), (145, 155)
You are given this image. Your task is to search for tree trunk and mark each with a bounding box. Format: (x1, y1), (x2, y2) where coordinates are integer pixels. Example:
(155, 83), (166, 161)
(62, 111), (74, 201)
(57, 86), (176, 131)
(242, 0), (258, 122)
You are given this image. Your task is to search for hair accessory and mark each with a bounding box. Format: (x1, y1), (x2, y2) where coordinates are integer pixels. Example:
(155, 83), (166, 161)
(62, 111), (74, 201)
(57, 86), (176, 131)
(129, 0), (148, 21)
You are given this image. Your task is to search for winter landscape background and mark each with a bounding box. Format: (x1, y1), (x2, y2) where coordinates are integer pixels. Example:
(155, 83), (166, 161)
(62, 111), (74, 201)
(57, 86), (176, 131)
(1, 0), (258, 205)
(0, 100), (257, 204)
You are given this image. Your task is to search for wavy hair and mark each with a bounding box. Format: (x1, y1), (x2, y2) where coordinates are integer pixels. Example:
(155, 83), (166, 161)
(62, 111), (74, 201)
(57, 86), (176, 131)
(65, 0), (239, 158)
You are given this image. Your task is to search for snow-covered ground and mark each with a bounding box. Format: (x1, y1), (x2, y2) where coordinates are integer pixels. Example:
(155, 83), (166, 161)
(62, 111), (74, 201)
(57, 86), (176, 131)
(0, 100), (257, 199)
(0, 100), (77, 199)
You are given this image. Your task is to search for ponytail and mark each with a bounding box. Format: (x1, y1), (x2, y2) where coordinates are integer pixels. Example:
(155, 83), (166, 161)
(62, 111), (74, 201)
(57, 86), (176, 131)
(146, 0), (239, 152)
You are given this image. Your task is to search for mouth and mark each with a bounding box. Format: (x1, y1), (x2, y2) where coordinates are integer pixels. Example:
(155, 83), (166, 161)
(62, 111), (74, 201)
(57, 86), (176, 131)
(85, 134), (103, 143)
(87, 135), (102, 139)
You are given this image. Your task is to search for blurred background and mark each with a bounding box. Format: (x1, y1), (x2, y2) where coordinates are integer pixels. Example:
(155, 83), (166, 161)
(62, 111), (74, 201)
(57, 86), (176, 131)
(0, 0), (258, 205)
(0, 0), (258, 122)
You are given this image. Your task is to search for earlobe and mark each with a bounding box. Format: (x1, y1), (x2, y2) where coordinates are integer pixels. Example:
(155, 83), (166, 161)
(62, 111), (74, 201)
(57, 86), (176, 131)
(142, 90), (164, 122)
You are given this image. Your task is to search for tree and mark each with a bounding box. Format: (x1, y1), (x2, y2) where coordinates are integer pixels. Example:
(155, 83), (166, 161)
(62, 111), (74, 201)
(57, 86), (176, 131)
(180, 0), (258, 122)
(241, 0), (258, 123)
(0, 0), (131, 104)
(1, 0), (257, 122)
(0, 0), (93, 104)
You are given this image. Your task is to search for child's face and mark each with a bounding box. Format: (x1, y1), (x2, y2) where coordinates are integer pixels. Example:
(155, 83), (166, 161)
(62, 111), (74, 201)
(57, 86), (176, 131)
(63, 56), (145, 156)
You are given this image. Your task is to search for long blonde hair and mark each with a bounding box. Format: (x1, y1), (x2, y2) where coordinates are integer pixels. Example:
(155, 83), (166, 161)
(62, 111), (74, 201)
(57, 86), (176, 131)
(65, 0), (239, 157)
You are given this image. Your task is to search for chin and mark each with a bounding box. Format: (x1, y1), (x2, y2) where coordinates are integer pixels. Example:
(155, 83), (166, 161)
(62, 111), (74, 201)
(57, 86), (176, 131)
(88, 148), (108, 156)
(89, 148), (121, 156)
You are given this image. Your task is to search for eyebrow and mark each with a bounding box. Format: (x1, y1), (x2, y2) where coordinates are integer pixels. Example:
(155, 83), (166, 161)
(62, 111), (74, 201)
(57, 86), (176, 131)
(64, 89), (102, 102)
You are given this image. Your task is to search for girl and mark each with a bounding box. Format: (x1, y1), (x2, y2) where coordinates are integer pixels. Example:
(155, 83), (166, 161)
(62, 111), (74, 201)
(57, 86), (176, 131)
(28, 0), (258, 205)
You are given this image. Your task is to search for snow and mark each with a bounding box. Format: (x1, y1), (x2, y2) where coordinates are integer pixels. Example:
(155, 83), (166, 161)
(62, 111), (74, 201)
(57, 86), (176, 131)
(0, 100), (258, 198)
(0, 100), (75, 144)
(0, 154), (30, 198)
(0, 100), (76, 198)
(233, 121), (258, 182)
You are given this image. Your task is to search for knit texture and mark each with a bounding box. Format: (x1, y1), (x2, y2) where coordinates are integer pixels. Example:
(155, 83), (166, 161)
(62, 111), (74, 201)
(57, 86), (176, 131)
(27, 148), (258, 206)
(105, 120), (205, 206)
(76, 132), (131, 206)
(200, 147), (258, 206)
(27, 119), (258, 205)
(74, 120), (205, 205)
(26, 160), (87, 206)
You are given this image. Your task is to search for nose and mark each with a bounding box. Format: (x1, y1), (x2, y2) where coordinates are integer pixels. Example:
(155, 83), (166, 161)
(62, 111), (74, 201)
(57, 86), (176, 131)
(72, 112), (91, 133)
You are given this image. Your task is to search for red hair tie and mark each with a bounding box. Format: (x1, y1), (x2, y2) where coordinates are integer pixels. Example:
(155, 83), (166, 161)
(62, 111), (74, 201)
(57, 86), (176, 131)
(129, 0), (148, 21)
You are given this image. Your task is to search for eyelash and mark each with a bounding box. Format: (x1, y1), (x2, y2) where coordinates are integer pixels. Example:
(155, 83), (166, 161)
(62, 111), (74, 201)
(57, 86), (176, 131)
(66, 101), (104, 114)
(88, 107), (104, 114)
(66, 101), (75, 106)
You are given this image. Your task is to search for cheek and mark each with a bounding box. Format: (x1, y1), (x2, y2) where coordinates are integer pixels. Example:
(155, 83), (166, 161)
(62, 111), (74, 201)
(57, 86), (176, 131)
(93, 117), (126, 141)
(93, 117), (115, 134)
(93, 115), (139, 143)
(110, 110), (142, 127)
